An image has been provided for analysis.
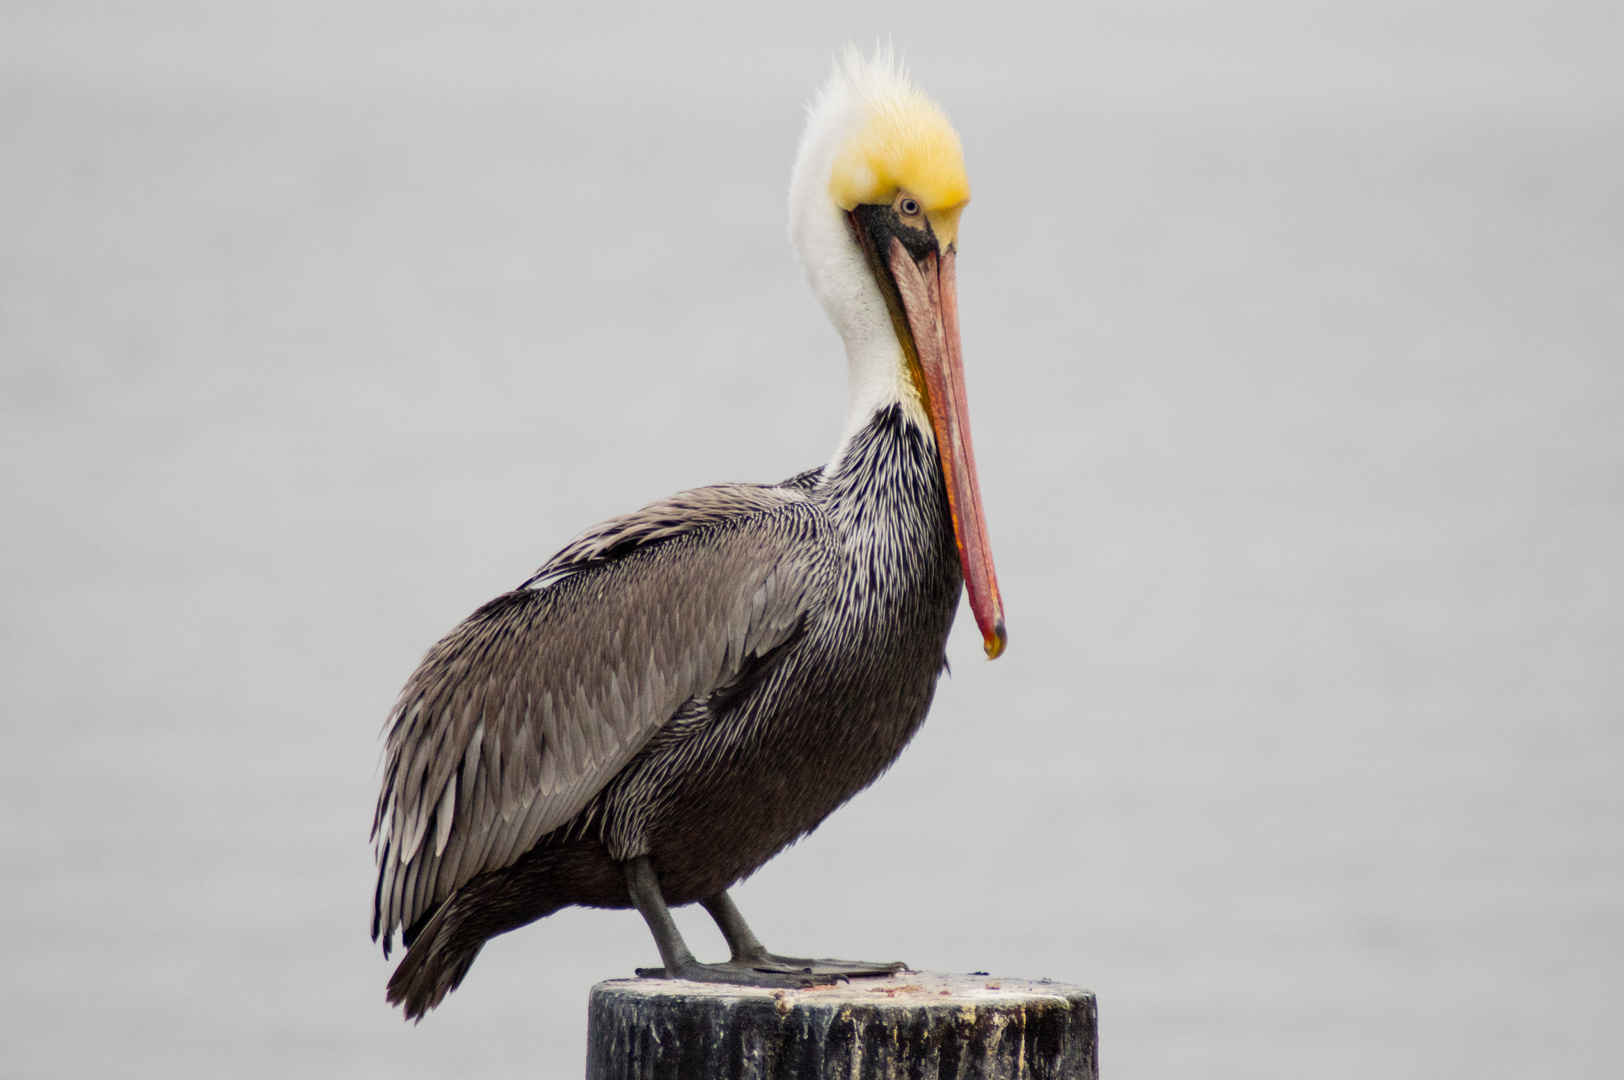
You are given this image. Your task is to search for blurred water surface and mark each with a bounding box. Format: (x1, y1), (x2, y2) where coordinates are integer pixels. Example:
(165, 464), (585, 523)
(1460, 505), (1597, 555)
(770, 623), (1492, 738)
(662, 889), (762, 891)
(2, 3), (1621, 1078)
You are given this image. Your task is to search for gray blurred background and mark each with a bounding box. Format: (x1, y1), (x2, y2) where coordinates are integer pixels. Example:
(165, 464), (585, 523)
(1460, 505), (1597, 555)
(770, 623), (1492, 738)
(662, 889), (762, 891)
(3, 2), (1620, 1077)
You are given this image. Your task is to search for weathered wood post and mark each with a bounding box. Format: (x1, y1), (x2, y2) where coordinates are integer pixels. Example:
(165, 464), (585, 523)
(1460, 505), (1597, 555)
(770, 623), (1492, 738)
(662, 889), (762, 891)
(586, 972), (1097, 1079)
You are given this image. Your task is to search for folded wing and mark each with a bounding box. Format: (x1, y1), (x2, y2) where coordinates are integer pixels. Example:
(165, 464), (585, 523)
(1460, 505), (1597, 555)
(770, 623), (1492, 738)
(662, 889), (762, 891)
(371, 483), (832, 953)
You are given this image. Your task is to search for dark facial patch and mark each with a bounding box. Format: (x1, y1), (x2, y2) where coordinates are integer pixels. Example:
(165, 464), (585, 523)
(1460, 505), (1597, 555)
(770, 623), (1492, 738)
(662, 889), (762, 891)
(851, 203), (937, 263)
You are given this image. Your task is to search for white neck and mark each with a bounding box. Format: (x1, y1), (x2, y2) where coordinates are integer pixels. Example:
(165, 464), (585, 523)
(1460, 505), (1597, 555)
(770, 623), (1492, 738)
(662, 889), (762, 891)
(788, 61), (929, 477)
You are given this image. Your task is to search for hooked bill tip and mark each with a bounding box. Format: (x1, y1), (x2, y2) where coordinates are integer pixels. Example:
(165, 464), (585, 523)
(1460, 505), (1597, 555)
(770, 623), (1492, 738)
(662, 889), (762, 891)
(983, 621), (1007, 660)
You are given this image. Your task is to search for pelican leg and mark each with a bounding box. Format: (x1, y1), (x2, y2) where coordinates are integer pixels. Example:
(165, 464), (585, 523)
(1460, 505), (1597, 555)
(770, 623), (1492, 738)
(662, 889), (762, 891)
(623, 858), (834, 987)
(700, 890), (907, 978)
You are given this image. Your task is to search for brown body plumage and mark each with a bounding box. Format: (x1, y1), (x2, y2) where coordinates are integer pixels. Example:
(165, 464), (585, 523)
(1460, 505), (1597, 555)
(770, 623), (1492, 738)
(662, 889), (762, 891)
(371, 49), (1006, 1020)
(375, 409), (961, 1017)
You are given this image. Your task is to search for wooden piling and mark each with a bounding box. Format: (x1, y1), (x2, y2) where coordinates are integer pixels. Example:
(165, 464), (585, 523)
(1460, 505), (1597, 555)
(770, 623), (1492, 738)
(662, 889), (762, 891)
(586, 971), (1097, 1079)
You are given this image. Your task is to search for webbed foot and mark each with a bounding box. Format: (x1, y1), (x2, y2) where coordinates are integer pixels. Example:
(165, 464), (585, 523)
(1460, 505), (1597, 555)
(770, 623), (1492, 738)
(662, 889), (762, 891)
(623, 864), (910, 991)
(728, 952), (907, 978)
(633, 960), (840, 987)
(694, 891), (907, 979)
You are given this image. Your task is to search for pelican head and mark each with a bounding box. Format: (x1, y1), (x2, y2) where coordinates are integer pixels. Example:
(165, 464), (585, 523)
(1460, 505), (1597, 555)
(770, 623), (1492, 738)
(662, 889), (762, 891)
(790, 46), (1005, 659)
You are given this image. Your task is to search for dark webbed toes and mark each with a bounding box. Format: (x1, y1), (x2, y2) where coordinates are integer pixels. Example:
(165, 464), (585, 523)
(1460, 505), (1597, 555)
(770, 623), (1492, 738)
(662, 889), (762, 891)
(634, 962), (839, 988)
(737, 953), (906, 977)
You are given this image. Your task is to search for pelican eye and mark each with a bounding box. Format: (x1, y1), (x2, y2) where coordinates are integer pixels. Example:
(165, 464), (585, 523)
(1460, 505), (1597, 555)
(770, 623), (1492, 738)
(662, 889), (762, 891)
(898, 195), (922, 217)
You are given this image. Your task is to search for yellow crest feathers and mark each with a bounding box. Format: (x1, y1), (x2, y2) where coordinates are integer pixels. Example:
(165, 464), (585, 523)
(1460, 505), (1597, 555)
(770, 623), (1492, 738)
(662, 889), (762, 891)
(824, 47), (970, 240)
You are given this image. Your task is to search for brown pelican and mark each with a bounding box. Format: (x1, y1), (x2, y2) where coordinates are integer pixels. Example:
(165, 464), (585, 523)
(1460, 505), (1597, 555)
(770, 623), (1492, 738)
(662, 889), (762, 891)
(371, 47), (1005, 1021)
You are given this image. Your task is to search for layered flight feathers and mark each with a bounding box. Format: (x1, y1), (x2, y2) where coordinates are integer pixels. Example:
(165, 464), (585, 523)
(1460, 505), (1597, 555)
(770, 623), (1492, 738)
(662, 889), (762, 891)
(371, 482), (835, 953)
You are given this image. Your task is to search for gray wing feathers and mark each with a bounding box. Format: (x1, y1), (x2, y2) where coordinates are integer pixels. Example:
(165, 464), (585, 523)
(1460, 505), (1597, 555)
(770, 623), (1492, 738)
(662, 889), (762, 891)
(372, 484), (827, 951)
(521, 483), (811, 584)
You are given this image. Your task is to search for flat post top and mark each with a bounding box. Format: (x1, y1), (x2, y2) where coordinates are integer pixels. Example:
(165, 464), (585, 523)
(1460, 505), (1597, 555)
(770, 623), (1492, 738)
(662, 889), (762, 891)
(587, 972), (1098, 1080)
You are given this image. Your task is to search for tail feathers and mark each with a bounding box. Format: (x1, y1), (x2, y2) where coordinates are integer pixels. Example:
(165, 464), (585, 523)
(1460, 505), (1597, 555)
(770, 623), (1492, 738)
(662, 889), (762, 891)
(383, 846), (599, 1021)
(386, 894), (489, 1021)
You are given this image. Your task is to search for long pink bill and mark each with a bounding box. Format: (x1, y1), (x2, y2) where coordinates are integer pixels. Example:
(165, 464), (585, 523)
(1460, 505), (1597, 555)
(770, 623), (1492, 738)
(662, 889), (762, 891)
(887, 241), (1007, 659)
